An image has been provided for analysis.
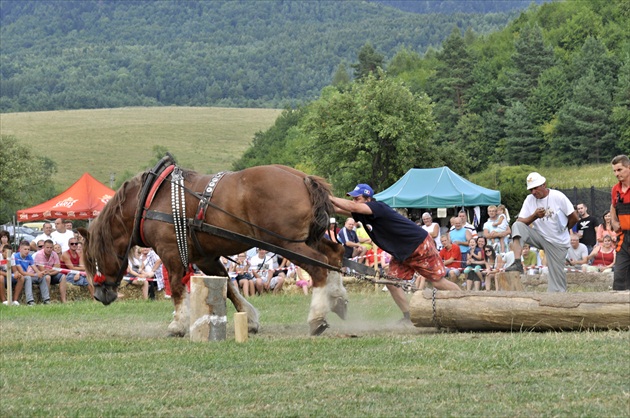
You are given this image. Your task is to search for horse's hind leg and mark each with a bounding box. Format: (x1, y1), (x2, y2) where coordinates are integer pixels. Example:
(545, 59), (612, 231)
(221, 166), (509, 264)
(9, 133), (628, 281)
(227, 280), (260, 334)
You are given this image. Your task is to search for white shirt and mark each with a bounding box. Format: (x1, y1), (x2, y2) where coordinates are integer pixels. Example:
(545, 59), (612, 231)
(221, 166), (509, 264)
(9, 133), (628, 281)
(421, 222), (441, 249)
(51, 230), (76, 252)
(518, 189), (575, 247)
(33, 232), (54, 244)
(566, 243), (588, 263)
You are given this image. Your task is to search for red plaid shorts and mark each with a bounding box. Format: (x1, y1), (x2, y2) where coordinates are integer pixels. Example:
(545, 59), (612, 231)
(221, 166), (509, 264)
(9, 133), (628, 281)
(388, 235), (446, 281)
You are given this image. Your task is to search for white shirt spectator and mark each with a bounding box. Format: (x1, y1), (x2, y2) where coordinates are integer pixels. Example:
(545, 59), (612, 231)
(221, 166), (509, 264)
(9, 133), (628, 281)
(51, 230), (76, 252)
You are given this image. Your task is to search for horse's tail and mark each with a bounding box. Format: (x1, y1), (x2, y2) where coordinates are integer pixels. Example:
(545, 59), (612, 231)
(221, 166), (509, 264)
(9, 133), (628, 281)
(304, 175), (334, 246)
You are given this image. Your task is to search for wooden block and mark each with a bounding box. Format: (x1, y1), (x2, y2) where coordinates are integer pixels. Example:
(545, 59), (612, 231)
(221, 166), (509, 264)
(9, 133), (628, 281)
(234, 312), (248, 343)
(496, 271), (524, 291)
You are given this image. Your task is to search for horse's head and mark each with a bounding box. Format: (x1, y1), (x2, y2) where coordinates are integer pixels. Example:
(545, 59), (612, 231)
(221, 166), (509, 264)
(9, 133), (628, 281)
(79, 178), (139, 305)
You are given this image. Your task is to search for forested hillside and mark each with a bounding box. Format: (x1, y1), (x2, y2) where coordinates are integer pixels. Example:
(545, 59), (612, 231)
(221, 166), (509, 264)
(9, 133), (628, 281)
(234, 0), (629, 209)
(0, 0), (521, 112)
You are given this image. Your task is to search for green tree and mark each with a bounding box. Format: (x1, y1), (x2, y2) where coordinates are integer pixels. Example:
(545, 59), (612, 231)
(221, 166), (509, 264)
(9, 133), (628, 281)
(331, 62), (351, 88)
(427, 27), (475, 145)
(301, 71), (438, 194)
(552, 70), (618, 164)
(351, 43), (385, 81)
(502, 23), (555, 105)
(504, 101), (542, 165)
(0, 135), (57, 224)
(611, 53), (630, 150)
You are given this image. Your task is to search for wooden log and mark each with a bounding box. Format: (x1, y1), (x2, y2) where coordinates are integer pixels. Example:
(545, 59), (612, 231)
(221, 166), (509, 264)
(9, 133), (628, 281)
(234, 312), (248, 343)
(189, 276), (227, 342)
(496, 271), (524, 291)
(410, 290), (630, 331)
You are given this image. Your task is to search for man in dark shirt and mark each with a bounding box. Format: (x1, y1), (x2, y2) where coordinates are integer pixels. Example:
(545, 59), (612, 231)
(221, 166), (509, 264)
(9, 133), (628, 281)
(331, 183), (460, 323)
(576, 203), (598, 254)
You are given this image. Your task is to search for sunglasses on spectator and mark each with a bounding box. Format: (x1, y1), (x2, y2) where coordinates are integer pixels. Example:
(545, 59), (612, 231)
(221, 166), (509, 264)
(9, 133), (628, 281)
(38, 245), (44, 248)
(69, 242), (79, 246)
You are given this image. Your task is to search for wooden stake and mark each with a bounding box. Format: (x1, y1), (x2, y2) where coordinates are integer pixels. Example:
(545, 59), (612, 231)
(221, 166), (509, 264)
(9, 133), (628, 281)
(234, 312), (248, 343)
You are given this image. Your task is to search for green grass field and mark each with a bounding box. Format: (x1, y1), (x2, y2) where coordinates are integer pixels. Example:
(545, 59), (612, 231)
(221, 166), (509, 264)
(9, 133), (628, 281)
(1, 292), (628, 416)
(0, 107), (282, 190)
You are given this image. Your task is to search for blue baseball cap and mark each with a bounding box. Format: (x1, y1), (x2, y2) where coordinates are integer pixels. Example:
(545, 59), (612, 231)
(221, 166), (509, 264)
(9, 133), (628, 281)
(347, 183), (374, 197)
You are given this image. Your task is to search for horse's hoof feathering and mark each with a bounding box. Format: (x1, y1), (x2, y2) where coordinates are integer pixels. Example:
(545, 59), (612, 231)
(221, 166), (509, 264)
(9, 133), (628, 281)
(331, 297), (348, 320)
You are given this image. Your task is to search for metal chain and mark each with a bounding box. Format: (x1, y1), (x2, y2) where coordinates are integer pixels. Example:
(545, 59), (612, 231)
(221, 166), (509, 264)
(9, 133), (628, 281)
(345, 269), (416, 293)
(432, 288), (440, 329)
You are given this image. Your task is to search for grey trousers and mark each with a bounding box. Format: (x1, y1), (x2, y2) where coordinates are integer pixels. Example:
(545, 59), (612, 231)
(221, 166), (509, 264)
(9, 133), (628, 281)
(24, 275), (50, 303)
(511, 221), (569, 292)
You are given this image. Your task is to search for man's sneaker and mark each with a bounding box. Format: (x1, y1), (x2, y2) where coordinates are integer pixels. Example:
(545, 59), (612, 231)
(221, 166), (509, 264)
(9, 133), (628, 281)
(505, 259), (524, 273)
(2, 301), (8, 306)
(27, 301), (35, 306)
(11, 301), (20, 306)
(43, 299), (51, 305)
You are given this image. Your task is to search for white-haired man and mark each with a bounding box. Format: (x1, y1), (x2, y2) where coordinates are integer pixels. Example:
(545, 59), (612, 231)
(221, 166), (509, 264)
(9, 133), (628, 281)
(505, 172), (579, 292)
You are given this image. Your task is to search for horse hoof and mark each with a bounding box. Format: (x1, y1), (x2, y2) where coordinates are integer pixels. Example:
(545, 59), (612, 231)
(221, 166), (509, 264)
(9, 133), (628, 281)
(167, 322), (186, 338)
(248, 324), (259, 334)
(331, 297), (348, 320)
(309, 320), (329, 336)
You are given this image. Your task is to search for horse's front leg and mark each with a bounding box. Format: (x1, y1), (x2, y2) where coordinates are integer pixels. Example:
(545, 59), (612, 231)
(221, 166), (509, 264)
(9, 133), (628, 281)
(307, 270), (348, 336)
(226, 280), (260, 334)
(166, 269), (189, 338)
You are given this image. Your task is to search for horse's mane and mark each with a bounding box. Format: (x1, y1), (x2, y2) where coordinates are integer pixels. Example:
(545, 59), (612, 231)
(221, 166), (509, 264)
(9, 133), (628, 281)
(85, 175), (139, 275)
(304, 175), (335, 246)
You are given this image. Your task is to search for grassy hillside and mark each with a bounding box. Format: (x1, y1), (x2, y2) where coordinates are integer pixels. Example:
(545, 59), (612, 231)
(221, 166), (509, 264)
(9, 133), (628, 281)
(0, 106), (614, 195)
(0, 107), (282, 190)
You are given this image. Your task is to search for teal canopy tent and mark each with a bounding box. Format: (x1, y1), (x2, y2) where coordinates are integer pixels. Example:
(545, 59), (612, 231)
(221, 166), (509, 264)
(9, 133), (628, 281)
(373, 167), (501, 208)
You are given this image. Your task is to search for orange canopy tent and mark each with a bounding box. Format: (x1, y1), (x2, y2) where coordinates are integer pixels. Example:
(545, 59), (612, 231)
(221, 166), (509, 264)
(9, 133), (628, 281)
(17, 173), (115, 221)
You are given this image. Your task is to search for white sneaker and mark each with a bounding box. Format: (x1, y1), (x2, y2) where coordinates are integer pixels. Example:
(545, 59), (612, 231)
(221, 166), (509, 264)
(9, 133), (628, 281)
(12, 301), (20, 306)
(2, 301), (8, 306)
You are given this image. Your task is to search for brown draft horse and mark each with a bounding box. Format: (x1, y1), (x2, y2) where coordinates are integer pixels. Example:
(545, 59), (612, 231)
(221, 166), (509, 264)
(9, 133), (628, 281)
(80, 163), (346, 336)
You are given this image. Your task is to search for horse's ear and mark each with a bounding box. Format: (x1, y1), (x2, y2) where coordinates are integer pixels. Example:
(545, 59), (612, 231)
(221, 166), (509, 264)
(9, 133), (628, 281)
(77, 227), (90, 243)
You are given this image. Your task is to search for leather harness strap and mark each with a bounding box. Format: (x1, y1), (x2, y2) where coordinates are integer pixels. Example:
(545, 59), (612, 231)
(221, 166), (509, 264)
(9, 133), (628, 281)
(144, 209), (342, 273)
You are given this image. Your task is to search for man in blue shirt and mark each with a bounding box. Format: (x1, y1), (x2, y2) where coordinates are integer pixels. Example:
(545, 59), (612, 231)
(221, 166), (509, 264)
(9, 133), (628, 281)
(13, 241), (50, 305)
(331, 183), (460, 323)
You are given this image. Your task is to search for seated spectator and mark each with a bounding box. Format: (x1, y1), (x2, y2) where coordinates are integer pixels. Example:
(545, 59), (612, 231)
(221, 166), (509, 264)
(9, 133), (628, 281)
(324, 218), (340, 244)
(295, 266), (312, 295)
(230, 253), (254, 297)
(250, 248), (279, 295)
(13, 241), (50, 305)
(30, 222), (54, 251)
(449, 210), (478, 239)
(0, 231), (11, 250)
(337, 218), (367, 262)
(439, 235), (462, 282)
(1, 244), (24, 305)
(420, 212), (441, 249)
(482, 245), (504, 291)
(122, 246), (150, 300)
(355, 222), (373, 265)
(583, 235), (616, 273)
(449, 217), (471, 265)
(521, 243), (539, 275)
(464, 238), (485, 291)
(139, 247), (162, 300)
(566, 234), (589, 269)
(61, 237), (94, 299)
(52, 219), (76, 252)
(34, 239), (67, 303)
(596, 211), (618, 245)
